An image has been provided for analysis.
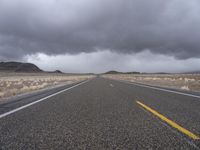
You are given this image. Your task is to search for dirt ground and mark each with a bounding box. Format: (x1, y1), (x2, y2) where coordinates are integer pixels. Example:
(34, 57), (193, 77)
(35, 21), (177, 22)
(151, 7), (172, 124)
(103, 74), (200, 92)
(0, 73), (94, 100)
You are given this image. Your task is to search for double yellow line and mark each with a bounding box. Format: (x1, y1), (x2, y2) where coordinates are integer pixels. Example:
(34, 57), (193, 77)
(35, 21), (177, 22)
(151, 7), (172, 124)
(136, 101), (200, 140)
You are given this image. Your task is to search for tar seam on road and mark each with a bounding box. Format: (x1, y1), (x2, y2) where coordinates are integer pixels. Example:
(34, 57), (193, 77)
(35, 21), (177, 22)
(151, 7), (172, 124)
(136, 101), (200, 140)
(117, 79), (200, 99)
(0, 79), (90, 119)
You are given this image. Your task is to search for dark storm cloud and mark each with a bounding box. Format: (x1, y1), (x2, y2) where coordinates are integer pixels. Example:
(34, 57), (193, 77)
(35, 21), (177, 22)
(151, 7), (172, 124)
(0, 0), (200, 60)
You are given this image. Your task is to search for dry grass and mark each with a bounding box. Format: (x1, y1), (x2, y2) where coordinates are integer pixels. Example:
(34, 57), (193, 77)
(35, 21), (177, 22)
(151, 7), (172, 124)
(103, 74), (200, 92)
(0, 73), (94, 100)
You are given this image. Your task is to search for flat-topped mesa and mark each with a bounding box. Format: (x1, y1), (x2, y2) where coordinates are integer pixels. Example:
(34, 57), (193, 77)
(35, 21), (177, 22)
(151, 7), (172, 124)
(0, 62), (43, 73)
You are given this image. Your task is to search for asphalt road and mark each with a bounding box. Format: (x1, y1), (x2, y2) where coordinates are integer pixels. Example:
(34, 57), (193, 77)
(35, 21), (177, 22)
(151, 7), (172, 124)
(0, 77), (200, 149)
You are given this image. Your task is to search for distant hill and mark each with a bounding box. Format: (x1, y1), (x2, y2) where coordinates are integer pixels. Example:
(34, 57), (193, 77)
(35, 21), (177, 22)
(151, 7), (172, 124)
(183, 71), (200, 74)
(0, 62), (43, 72)
(104, 71), (121, 74)
(53, 70), (63, 73)
(46, 70), (63, 74)
(104, 70), (140, 74)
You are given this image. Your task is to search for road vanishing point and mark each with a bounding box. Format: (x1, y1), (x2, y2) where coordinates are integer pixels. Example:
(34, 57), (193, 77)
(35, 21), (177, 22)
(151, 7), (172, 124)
(0, 77), (200, 149)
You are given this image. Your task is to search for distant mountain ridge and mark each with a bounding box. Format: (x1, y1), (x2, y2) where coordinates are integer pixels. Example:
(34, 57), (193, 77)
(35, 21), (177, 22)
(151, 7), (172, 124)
(104, 70), (140, 74)
(0, 62), (43, 72)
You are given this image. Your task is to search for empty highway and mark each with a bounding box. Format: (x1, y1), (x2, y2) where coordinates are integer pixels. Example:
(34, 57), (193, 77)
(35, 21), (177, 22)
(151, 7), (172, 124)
(0, 77), (200, 149)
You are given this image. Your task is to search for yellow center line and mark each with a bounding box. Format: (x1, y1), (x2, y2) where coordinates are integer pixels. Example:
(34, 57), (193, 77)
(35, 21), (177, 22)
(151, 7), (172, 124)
(136, 101), (200, 140)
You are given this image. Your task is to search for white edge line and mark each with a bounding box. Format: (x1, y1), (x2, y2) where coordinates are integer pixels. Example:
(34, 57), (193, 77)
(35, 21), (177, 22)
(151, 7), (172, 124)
(115, 79), (200, 99)
(0, 79), (90, 119)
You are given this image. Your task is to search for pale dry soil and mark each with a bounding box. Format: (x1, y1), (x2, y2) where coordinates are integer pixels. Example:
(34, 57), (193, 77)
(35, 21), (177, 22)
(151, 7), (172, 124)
(103, 74), (200, 92)
(0, 73), (94, 100)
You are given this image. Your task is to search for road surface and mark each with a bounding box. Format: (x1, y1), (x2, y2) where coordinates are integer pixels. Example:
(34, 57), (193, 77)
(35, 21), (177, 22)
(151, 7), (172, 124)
(0, 77), (200, 149)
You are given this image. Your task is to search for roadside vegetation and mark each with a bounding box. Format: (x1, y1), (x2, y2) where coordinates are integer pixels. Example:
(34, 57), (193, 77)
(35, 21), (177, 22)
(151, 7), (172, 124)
(103, 74), (200, 92)
(0, 73), (94, 100)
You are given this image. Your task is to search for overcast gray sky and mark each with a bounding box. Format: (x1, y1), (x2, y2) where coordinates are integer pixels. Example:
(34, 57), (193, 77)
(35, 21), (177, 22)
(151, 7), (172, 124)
(0, 0), (200, 73)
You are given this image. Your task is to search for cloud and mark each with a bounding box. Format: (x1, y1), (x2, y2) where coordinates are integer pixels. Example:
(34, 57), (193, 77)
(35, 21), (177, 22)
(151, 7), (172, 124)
(0, 0), (200, 60)
(26, 50), (200, 73)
